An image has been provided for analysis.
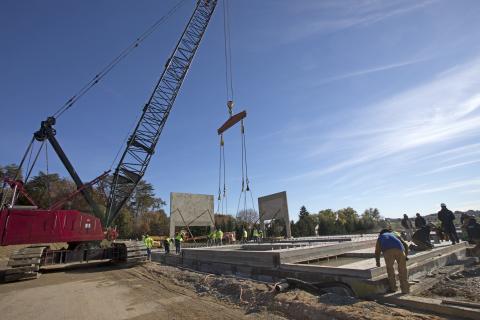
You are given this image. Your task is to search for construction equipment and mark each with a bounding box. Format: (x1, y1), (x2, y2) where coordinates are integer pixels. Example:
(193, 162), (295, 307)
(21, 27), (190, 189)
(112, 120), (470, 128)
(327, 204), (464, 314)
(0, 0), (218, 282)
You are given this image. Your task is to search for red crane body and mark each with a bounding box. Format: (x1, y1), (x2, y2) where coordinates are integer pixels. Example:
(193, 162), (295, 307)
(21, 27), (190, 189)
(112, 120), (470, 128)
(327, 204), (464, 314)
(0, 208), (104, 246)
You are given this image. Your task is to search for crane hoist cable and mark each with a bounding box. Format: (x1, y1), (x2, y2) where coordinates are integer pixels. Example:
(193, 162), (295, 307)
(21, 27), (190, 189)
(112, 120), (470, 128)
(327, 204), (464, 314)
(51, 0), (187, 120)
(222, 0), (234, 102)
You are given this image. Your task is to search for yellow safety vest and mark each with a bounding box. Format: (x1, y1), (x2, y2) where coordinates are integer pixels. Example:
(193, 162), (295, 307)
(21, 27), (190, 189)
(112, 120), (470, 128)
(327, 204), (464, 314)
(145, 237), (154, 248)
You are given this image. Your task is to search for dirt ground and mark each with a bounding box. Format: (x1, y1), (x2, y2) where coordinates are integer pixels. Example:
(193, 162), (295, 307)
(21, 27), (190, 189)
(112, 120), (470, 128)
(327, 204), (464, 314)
(421, 265), (480, 303)
(0, 262), (282, 320)
(0, 261), (448, 320)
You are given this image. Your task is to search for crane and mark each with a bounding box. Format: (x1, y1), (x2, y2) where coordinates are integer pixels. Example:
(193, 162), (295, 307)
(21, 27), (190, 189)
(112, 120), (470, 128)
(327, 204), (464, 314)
(0, 0), (218, 282)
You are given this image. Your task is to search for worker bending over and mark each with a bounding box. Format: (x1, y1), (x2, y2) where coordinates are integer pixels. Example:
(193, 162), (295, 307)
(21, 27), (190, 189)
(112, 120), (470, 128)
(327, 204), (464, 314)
(467, 218), (480, 255)
(375, 229), (409, 294)
(409, 224), (434, 252)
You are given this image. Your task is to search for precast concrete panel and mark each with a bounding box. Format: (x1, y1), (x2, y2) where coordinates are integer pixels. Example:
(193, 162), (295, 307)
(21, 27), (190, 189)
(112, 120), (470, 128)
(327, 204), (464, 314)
(170, 192), (214, 237)
(258, 191), (291, 238)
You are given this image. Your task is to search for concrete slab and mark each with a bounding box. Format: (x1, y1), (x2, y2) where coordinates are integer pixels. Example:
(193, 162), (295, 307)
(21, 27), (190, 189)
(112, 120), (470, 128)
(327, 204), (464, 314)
(279, 239), (376, 263)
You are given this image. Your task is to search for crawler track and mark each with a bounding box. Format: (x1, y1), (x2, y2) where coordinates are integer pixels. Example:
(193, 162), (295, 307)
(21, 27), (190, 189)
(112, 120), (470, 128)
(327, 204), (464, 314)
(113, 240), (148, 263)
(4, 245), (48, 282)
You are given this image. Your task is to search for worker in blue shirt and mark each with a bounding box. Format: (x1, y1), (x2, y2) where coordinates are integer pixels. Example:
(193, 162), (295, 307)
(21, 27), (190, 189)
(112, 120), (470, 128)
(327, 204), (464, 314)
(375, 229), (409, 294)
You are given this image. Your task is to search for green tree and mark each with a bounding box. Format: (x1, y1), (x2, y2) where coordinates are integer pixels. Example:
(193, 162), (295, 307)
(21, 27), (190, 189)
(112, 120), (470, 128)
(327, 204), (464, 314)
(299, 205), (309, 218)
(294, 206), (316, 237)
(317, 209), (337, 235)
(336, 207), (358, 233)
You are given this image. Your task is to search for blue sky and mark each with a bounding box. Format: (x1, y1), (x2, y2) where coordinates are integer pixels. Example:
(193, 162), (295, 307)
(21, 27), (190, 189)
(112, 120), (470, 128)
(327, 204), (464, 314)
(2, 0), (480, 220)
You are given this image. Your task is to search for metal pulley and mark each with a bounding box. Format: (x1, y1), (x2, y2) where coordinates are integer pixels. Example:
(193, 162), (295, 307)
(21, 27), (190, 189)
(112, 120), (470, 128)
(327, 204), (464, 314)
(227, 100), (234, 116)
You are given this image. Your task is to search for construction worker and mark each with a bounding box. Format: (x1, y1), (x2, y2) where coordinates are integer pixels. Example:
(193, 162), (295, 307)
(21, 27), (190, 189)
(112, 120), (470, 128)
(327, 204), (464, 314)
(216, 228), (224, 246)
(208, 228), (216, 246)
(175, 232), (184, 254)
(242, 228), (248, 243)
(414, 213), (426, 229)
(438, 203), (459, 244)
(401, 214), (414, 241)
(375, 229), (409, 294)
(144, 234), (154, 260)
(409, 224), (434, 252)
(461, 213), (473, 241)
(466, 218), (480, 254)
(163, 236), (173, 254)
(389, 227), (409, 256)
(253, 228), (259, 243)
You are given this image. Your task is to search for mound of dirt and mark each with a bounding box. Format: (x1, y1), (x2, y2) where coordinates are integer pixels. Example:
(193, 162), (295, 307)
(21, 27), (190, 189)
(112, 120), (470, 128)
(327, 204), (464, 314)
(142, 263), (444, 320)
(423, 265), (480, 303)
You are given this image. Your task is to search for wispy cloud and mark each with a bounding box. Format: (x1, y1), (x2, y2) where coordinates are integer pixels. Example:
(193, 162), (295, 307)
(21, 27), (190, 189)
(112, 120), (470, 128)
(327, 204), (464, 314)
(414, 142), (480, 163)
(314, 58), (428, 86)
(418, 159), (480, 176)
(403, 179), (480, 197)
(287, 55), (480, 181)
(285, 0), (437, 42)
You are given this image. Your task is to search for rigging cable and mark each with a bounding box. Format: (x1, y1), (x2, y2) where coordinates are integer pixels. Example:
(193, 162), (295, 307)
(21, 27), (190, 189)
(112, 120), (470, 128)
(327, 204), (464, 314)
(217, 136), (223, 213)
(217, 135), (228, 215)
(25, 141), (45, 184)
(223, 137), (227, 214)
(51, 0), (187, 119)
(222, 0), (234, 101)
(45, 142), (51, 207)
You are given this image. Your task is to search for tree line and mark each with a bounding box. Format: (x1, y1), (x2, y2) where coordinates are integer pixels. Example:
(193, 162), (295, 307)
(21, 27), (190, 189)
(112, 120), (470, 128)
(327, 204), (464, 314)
(290, 205), (388, 237)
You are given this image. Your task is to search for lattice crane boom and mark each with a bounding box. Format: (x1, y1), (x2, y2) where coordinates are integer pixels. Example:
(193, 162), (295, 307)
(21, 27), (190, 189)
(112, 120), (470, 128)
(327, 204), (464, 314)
(106, 0), (218, 226)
